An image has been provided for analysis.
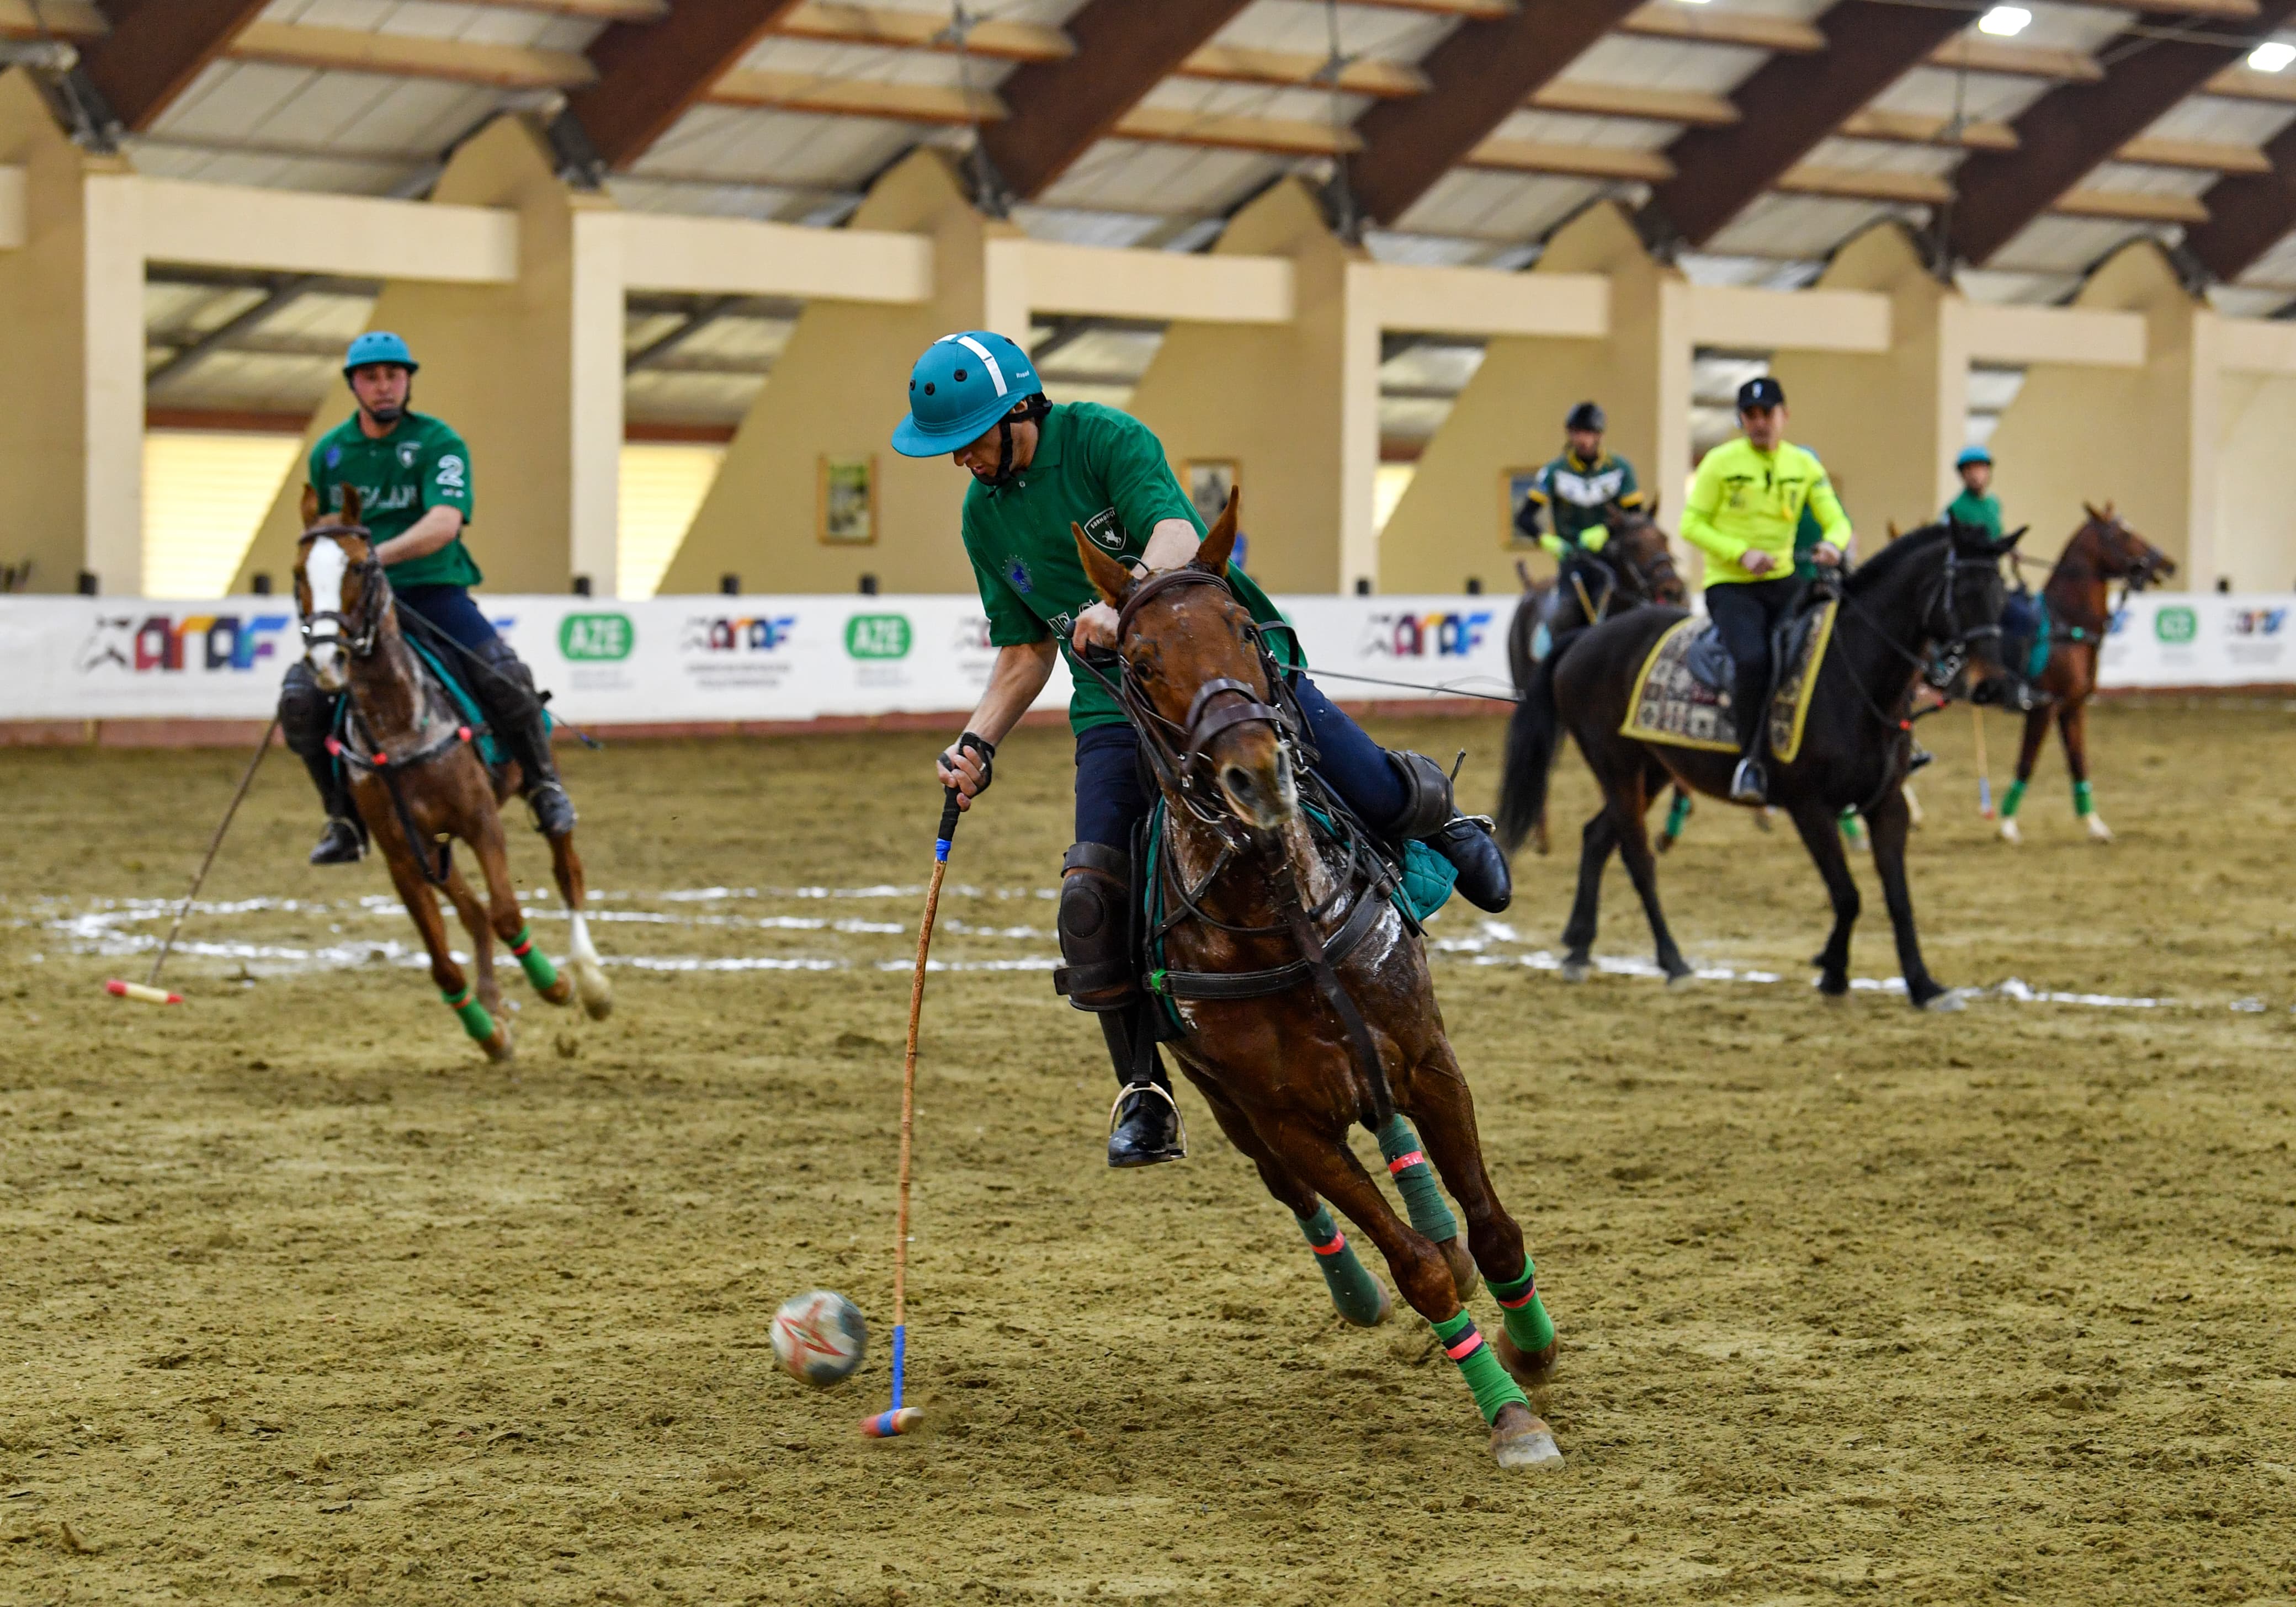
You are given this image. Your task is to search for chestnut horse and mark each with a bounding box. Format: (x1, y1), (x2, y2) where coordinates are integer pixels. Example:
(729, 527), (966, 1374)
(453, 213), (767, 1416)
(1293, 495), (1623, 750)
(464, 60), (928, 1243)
(1997, 503), (2175, 845)
(1071, 493), (1562, 1471)
(294, 487), (611, 1057)
(1496, 501), (1687, 858)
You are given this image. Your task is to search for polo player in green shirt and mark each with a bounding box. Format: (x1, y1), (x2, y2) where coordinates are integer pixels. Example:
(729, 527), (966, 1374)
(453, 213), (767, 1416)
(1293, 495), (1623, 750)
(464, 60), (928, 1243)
(1513, 400), (1644, 567)
(1945, 445), (2005, 539)
(279, 332), (576, 864)
(891, 331), (1510, 1168)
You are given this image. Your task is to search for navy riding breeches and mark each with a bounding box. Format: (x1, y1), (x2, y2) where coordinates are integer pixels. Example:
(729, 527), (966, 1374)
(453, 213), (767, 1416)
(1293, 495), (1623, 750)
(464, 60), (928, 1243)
(396, 584), (498, 652)
(1072, 674), (1409, 849)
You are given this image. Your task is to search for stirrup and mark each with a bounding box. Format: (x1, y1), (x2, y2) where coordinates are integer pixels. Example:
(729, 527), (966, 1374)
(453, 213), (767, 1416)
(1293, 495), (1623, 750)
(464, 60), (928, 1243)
(1107, 1081), (1187, 1164)
(1729, 759), (1768, 805)
(1907, 746), (1936, 774)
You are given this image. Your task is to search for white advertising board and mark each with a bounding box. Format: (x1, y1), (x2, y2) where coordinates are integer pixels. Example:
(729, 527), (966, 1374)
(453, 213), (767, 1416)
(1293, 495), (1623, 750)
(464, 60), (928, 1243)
(0, 589), (2283, 724)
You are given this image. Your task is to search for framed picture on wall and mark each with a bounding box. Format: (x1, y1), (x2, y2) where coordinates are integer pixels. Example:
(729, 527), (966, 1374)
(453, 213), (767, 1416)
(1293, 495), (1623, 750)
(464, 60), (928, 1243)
(1184, 459), (1237, 528)
(1501, 467), (1542, 548)
(819, 455), (877, 545)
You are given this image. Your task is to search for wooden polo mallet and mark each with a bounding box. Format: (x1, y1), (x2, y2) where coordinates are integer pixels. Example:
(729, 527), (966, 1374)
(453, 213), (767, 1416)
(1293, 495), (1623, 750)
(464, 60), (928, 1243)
(862, 736), (985, 1440)
(107, 715), (281, 1007)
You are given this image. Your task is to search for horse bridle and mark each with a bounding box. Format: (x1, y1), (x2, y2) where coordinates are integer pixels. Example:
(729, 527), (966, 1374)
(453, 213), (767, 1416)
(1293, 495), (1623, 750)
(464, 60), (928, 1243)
(297, 524), (389, 659)
(1089, 567), (1304, 833)
(1831, 536), (2008, 701)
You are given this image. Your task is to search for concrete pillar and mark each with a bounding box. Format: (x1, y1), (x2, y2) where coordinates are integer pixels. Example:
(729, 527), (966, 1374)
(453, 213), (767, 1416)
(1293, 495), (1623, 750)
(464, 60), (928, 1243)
(1375, 201), (1692, 594)
(2215, 371), (2296, 590)
(0, 71), (144, 595)
(233, 115), (623, 596)
(1769, 221), (1967, 546)
(1125, 178), (1377, 595)
(657, 148), (1021, 597)
(1982, 240), (2214, 583)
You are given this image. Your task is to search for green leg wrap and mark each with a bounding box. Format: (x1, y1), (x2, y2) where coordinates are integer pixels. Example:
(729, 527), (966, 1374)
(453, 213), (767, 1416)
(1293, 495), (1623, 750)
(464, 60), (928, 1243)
(1487, 1262), (1557, 1358)
(2000, 779), (2027, 819)
(442, 985), (496, 1044)
(1837, 808), (1864, 840)
(2073, 779), (2095, 817)
(1433, 1310), (1528, 1426)
(1661, 791), (1693, 842)
(1296, 1205), (1388, 1327)
(507, 923), (560, 991)
(1376, 1115), (1458, 1243)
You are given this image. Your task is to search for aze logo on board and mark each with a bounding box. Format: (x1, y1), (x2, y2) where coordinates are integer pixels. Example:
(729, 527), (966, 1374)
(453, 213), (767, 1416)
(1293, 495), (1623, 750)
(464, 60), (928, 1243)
(843, 614), (912, 660)
(2154, 605), (2199, 646)
(560, 613), (635, 662)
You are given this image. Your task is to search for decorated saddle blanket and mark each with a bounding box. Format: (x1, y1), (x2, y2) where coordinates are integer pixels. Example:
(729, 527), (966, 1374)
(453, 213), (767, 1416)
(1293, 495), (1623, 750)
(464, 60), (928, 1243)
(1620, 599), (1837, 765)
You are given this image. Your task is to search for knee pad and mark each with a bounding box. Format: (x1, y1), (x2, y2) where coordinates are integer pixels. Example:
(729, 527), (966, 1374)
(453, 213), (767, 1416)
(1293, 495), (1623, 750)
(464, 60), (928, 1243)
(1382, 749), (1457, 841)
(1053, 842), (1136, 1012)
(278, 662), (336, 757)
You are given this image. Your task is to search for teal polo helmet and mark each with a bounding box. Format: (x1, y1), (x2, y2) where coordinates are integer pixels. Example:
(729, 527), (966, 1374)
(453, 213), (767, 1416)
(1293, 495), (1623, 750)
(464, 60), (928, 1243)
(343, 331), (418, 378)
(1957, 444), (1993, 469)
(891, 332), (1042, 456)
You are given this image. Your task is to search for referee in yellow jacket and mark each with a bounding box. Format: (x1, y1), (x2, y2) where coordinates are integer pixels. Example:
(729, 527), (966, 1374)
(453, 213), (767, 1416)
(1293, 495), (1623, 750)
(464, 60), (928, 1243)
(1680, 376), (1852, 805)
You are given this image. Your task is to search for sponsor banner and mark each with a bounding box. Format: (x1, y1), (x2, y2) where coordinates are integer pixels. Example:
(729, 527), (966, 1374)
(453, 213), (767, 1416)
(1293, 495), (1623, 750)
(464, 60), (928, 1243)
(3, 589), (2288, 723)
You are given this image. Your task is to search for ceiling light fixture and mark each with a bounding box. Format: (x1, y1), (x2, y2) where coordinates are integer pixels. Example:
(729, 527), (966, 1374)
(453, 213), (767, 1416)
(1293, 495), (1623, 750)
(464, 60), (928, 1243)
(2250, 40), (2296, 72)
(1978, 6), (2033, 36)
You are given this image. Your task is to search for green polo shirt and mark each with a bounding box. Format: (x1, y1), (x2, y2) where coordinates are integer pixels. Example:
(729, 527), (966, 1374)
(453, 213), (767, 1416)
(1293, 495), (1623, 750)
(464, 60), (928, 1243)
(1944, 487), (2003, 540)
(961, 402), (1297, 734)
(310, 411), (481, 590)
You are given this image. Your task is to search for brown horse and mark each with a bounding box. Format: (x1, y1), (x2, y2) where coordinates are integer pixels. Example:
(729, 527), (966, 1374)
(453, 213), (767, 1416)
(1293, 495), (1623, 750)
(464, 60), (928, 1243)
(1071, 493), (1562, 1471)
(294, 487), (611, 1057)
(1997, 502), (2175, 845)
(1497, 501), (1687, 857)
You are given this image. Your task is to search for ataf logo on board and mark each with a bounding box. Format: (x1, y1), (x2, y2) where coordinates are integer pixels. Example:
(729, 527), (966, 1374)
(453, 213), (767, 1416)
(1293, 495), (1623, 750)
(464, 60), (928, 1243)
(2228, 607), (2287, 637)
(679, 611), (800, 691)
(75, 611), (295, 676)
(1359, 610), (1494, 659)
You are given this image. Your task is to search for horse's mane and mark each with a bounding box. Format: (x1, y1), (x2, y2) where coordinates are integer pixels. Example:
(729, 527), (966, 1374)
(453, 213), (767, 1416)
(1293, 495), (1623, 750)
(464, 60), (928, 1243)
(1845, 520), (1952, 597)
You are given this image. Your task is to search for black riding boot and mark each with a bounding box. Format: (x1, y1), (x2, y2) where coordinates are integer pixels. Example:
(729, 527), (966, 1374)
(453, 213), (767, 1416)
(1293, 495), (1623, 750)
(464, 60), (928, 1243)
(1729, 663), (1773, 805)
(1053, 843), (1184, 1168)
(1383, 750), (1512, 913)
(279, 662), (364, 865)
(468, 639), (576, 838)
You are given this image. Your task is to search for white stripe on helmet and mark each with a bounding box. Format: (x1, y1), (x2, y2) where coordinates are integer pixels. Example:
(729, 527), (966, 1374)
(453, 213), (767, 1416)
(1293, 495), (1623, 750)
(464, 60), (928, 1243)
(946, 333), (1010, 398)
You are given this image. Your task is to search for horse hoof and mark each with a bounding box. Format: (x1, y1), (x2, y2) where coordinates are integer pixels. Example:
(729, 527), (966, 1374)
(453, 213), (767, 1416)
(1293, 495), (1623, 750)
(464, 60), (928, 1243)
(1559, 959), (1590, 984)
(1438, 1237), (1480, 1303)
(1494, 1331), (1558, 1387)
(1655, 834), (1675, 856)
(1663, 966), (1695, 989)
(572, 958), (614, 1021)
(1920, 988), (1967, 1014)
(1533, 824), (1551, 858)
(481, 1025), (515, 1063)
(1490, 1404), (1564, 1472)
(2086, 815), (2113, 843)
(540, 975), (575, 1008)
(1998, 819), (2022, 845)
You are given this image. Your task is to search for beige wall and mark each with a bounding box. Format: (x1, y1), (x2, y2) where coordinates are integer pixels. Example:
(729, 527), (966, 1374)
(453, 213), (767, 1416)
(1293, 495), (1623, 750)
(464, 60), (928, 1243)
(1124, 178), (1374, 595)
(1982, 240), (2212, 583)
(1771, 221), (1965, 546)
(0, 71), (139, 594)
(2214, 371), (2296, 592)
(1376, 201), (1690, 594)
(657, 149), (1015, 597)
(232, 116), (618, 596)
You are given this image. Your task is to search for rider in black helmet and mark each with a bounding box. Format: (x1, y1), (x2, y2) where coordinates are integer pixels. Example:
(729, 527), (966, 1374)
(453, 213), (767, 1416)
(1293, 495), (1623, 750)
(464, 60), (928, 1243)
(1515, 402), (1645, 603)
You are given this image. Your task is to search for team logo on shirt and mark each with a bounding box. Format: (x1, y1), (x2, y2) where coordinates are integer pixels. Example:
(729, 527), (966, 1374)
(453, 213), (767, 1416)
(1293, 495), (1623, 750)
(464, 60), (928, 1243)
(1081, 507), (1125, 553)
(1006, 555), (1034, 594)
(326, 446), (342, 469)
(399, 443), (420, 469)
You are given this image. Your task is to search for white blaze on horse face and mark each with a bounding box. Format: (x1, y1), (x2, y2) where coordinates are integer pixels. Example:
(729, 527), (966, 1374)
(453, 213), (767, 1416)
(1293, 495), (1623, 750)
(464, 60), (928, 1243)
(304, 539), (350, 690)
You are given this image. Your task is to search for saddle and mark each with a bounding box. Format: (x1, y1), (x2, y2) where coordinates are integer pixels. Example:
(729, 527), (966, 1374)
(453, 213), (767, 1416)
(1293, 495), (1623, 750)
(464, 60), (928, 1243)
(1623, 599), (1838, 764)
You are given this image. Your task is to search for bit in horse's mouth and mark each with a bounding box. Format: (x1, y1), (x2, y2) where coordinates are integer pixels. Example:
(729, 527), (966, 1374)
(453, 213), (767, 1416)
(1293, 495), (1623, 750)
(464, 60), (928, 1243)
(1218, 749), (1298, 832)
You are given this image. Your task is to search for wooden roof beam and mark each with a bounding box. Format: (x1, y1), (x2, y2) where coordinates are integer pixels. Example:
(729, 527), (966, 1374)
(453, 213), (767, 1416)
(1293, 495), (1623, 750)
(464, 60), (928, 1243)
(2184, 118), (2296, 279)
(1947, 0), (2296, 264)
(709, 72), (1004, 126)
(79, 0), (269, 131)
(978, 0), (1255, 201)
(1347, 0), (1646, 226)
(773, 3), (1070, 62)
(1645, 1), (1972, 249)
(1464, 139), (1672, 183)
(570, 0), (807, 171)
(1530, 82), (1738, 127)
(227, 23), (594, 90)
(1837, 109), (2017, 150)
(1617, 5), (1822, 52)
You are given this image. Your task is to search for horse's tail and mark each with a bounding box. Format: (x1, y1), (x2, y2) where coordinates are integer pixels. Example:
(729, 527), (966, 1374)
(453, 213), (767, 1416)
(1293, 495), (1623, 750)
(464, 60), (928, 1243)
(1495, 645), (1564, 855)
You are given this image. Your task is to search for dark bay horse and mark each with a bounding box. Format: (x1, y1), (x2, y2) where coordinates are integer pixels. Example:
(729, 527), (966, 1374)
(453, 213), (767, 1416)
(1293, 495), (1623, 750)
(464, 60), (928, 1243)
(1496, 502), (1686, 857)
(295, 487), (612, 1058)
(1071, 493), (1562, 1471)
(1537, 520), (2027, 1010)
(1997, 502), (2175, 845)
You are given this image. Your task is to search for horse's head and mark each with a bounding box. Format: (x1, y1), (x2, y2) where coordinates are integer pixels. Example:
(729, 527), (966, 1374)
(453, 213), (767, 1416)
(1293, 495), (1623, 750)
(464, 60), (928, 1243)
(294, 485), (386, 693)
(1073, 491), (1296, 833)
(1602, 498), (1685, 606)
(1937, 517), (2031, 707)
(2077, 501), (2177, 590)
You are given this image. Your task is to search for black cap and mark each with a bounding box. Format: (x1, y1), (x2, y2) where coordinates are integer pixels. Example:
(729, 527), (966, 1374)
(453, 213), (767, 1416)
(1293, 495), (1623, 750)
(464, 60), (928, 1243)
(1565, 401), (1606, 433)
(1737, 376), (1785, 412)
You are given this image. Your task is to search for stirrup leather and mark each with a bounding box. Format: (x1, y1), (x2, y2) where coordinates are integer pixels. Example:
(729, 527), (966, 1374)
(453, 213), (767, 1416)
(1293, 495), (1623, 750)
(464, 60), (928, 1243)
(1107, 1080), (1187, 1159)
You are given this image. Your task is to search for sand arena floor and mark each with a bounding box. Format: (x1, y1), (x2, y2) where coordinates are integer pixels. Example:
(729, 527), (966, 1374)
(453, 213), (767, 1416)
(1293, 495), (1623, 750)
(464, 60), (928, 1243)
(3, 699), (2293, 1605)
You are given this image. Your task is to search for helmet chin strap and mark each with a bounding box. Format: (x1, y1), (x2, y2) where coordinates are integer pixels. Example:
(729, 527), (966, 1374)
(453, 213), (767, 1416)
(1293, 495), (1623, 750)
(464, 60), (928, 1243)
(979, 396), (1050, 489)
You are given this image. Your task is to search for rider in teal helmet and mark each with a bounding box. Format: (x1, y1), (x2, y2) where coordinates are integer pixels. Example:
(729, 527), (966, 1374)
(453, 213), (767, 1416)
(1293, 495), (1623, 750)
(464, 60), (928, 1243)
(892, 331), (1512, 1169)
(278, 331), (577, 864)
